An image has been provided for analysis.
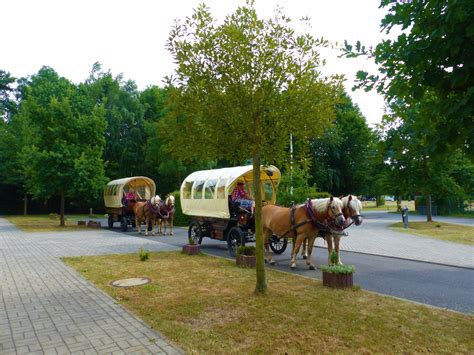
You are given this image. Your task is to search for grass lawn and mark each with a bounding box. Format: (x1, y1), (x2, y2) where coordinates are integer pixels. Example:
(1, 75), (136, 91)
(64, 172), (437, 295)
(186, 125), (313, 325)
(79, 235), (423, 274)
(362, 200), (415, 212)
(389, 221), (474, 246)
(63, 252), (473, 354)
(5, 215), (96, 232)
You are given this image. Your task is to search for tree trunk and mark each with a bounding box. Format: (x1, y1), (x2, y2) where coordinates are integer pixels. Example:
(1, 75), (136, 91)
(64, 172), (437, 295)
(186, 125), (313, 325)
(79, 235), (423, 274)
(60, 190), (65, 227)
(252, 155), (267, 294)
(426, 193), (432, 222)
(23, 193), (28, 216)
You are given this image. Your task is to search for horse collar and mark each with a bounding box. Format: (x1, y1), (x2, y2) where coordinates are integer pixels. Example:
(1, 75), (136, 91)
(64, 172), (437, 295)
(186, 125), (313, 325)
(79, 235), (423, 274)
(305, 199), (319, 227)
(147, 200), (161, 215)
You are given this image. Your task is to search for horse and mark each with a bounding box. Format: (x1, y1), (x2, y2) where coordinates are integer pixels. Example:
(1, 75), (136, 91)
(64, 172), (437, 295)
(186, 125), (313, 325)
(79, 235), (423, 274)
(157, 194), (175, 236)
(133, 195), (161, 236)
(299, 194), (363, 265)
(262, 197), (345, 270)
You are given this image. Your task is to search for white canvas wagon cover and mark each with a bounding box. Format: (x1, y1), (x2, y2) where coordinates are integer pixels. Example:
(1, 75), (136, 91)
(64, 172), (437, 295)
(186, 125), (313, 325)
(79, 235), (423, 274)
(180, 165), (281, 218)
(104, 176), (156, 209)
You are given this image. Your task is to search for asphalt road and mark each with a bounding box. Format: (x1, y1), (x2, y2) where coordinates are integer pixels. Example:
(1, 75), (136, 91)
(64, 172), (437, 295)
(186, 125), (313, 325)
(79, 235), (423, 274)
(108, 224), (474, 314)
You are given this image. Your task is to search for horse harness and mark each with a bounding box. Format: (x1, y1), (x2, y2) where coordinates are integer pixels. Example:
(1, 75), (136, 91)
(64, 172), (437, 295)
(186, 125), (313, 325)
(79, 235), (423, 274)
(282, 199), (337, 239)
(159, 202), (175, 220)
(146, 200), (166, 219)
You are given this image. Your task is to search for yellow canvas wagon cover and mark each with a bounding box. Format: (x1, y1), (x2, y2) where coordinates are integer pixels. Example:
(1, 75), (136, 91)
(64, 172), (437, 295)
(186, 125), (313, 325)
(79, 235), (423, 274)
(104, 176), (156, 209)
(180, 165), (281, 218)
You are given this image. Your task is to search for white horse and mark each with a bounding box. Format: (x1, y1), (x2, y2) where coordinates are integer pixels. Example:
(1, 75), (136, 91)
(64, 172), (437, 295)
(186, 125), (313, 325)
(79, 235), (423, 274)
(300, 194), (363, 264)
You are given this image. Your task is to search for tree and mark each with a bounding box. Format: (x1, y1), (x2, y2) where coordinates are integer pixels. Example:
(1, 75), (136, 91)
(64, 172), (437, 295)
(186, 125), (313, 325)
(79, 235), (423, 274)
(18, 68), (107, 226)
(379, 103), (473, 220)
(82, 63), (146, 180)
(310, 92), (375, 196)
(0, 70), (16, 120)
(163, 2), (341, 293)
(344, 0), (473, 156)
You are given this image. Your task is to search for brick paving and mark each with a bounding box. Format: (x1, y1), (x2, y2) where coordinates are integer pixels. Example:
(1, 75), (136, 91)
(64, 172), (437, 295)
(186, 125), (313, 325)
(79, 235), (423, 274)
(0, 218), (182, 355)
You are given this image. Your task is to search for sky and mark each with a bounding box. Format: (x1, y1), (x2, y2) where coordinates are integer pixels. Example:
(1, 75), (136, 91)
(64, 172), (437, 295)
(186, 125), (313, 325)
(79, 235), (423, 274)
(2, 0), (388, 126)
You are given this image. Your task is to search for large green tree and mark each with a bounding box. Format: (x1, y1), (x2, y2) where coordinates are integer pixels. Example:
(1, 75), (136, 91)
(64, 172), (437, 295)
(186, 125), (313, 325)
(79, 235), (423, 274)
(17, 67), (107, 226)
(343, 0), (474, 219)
(162, 3), (341, 293)
(310, 92), (375, 196)
(344, 0), (473, 155)
(82, 63), (146, 180)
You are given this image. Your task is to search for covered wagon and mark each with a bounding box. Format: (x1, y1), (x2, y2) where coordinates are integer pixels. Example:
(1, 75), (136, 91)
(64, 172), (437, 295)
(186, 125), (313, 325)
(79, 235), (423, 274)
(104, 176), (156, 231)
(180, 165), (285, 256)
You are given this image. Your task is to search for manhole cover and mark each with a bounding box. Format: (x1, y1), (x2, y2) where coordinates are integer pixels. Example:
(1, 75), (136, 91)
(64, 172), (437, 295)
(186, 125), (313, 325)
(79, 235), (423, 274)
(110, 277), (151, 287)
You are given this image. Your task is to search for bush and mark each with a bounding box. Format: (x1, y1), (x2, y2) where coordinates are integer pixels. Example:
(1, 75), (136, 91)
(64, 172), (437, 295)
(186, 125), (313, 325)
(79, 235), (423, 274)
(236, 245), (256, 256)
(138, 248), (150, 261)
(320, 264), (356, 274)
(320, 250), (355, 274)
(170, 190), (192, 227)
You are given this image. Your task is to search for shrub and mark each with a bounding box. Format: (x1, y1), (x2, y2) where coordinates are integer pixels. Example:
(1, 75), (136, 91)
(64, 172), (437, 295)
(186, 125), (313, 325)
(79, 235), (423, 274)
(236, 245), (256, 256)
(320, 264), (355, 274)
(138, 248), (150, 261)
(320, 249), (355, 274)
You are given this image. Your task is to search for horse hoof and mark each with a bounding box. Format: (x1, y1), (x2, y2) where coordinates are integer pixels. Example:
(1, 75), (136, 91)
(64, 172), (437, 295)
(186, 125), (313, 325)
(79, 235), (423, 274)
(270, 260), (275, 265)
(302, 255), (307, 260)
(291, 265), (296, 270)
(152, 233), (155, 236)
(309, 265), (315, 270)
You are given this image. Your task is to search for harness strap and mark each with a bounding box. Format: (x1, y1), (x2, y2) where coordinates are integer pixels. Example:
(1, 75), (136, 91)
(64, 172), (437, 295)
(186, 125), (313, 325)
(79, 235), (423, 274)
(290, 206), (296, 237)
(147, 200), (164, 218)
(281, 219), (312, 238)
(305, 199), (332, 233)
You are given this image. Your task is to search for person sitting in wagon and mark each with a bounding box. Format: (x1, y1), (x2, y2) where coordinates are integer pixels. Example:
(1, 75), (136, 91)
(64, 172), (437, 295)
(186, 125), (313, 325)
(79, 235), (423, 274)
(122, 188), (140, 207)
(231, 180), (254, 213)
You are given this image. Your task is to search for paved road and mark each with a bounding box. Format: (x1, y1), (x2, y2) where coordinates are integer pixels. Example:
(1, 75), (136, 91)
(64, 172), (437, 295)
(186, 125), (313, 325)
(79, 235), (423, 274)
(107, 212), (474, 314)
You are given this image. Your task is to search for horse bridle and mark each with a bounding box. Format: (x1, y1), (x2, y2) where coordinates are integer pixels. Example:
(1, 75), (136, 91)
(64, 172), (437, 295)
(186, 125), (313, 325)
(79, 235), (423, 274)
(345, 199), (362, 228)
(325, 200), (344, 229)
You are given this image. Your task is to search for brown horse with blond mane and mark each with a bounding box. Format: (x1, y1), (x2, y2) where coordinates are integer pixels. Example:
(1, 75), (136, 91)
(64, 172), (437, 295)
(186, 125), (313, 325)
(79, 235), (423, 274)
(299, 194), (363, 264)
(133, 195), (161, 236)
(157, 194), (175, 236)
(262, 197), (345, 270)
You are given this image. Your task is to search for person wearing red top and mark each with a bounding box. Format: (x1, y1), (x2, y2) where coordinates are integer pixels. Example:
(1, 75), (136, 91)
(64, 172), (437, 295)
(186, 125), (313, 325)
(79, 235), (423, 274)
(231, 182), (250, 201)
(231, 181), (254, 212)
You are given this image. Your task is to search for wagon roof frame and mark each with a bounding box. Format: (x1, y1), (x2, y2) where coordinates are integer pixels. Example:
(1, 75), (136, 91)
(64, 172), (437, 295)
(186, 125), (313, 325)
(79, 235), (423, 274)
(180, 165), (281, 219)
(104, 176), (156, 209)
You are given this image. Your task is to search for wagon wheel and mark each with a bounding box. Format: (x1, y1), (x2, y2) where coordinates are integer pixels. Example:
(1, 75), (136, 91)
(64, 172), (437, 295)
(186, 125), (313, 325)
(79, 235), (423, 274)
(120, 216), (128, 232)
(227, 227), (245, 257)
(188, 221), (203, 245)
(108, 215), (114, 229)
(269, 234), (287, 254)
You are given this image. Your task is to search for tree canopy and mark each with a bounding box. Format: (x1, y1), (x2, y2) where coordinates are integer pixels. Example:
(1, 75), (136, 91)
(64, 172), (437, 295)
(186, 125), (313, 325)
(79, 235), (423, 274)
(162, 2), (342, 292)
(344, 0), (473, 155)
(13, 67), (107, 225)
(310, 92), (375, 196)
